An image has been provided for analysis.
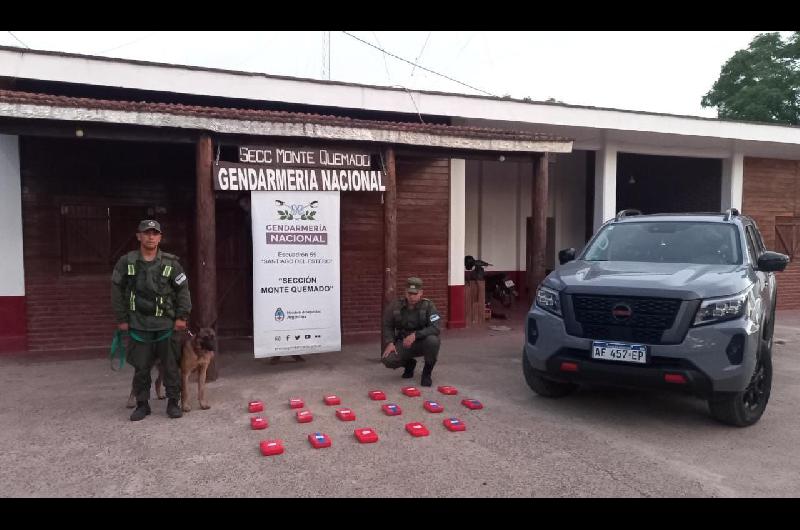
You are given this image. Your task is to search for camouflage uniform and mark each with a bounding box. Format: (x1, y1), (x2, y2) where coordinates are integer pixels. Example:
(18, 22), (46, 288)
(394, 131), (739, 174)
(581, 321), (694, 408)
(111, 224), (191, 405)
(381, 277), (441, 385)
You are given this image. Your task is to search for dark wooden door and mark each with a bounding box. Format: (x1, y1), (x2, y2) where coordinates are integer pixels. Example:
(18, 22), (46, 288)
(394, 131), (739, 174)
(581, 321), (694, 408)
(109, 205), (149, 264)
(215, 200), (253, 336)
(60, 205), (110, 274)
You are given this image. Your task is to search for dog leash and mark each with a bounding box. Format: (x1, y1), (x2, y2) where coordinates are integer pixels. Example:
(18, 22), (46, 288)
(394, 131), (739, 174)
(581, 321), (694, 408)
(109, 329), (174, 371)
(109, 330), (127, 371)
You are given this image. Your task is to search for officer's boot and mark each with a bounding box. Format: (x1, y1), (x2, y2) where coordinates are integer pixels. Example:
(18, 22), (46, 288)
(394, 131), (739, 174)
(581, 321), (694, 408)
(401, 358), (417, 379)
(421, 361), (436, 387)
(166, 398), (183, 419)
(130, 400), (151, 421)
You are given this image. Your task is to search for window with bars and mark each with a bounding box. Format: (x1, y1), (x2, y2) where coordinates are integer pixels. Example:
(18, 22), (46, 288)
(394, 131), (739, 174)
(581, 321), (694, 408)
(60, 204), (152, 274)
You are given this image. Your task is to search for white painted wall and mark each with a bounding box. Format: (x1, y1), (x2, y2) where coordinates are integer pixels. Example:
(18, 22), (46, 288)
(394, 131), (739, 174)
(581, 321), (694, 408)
(465, 160), (481, 258)
(552, 152), (588, 265)
(594, 140), (618, 231)
(466, 159), (527, 272)
(721, 152), (744, 211)
(0, 135), (24, 296)
(517, 163), (532, 271)
(449, 159), (466, 286)
(479, 161), (521, 271)
(465, 152), (589, 273)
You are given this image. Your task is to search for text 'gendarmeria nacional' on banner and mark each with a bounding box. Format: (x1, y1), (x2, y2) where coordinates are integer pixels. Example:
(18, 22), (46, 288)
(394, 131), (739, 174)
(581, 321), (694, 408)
(214, 162), (385, 192)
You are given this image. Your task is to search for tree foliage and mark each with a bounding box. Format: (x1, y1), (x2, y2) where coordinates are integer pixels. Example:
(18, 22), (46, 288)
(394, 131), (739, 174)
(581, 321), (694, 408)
(702, 32), (800, 125)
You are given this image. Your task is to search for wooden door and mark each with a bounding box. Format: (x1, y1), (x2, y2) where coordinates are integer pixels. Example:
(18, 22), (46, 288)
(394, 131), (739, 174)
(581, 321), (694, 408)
(215, 200), (253, 336)
(60, 205), (110, 274)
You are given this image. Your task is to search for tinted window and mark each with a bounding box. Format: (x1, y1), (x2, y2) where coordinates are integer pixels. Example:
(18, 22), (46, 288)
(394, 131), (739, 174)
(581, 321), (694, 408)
(744, 226), (757, 263)
(582, 221), (742, 265)
(747, 224), (766, 254)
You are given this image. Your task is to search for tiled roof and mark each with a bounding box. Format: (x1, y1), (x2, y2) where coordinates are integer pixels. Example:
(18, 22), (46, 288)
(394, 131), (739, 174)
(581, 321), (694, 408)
(0, 89), (572, 143)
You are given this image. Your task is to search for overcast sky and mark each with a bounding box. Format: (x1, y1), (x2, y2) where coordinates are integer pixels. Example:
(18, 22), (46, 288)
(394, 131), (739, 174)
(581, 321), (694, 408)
(0, 31), (777, 117)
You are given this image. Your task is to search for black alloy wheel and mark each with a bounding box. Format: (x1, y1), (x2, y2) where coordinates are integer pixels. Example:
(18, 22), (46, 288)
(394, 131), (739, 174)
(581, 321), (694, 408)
(708, 348), (772, 427)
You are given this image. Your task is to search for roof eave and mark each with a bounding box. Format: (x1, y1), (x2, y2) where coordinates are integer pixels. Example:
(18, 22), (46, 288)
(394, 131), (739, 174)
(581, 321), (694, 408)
(0, 100), (573, 153)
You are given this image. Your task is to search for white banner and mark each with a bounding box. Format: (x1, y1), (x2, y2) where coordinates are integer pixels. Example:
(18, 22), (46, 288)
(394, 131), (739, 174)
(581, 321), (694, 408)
(251, 191), (341, 357)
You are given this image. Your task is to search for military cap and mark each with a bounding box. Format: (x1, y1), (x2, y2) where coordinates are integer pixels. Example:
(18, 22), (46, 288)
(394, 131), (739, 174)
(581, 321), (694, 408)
(406, 277), (423, 294)
(137, 219), (162, 233)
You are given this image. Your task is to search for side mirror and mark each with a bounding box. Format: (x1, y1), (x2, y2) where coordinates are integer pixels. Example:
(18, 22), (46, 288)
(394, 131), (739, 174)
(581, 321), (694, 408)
(558, 248), (577, 265)
(757, 251), (790, 272)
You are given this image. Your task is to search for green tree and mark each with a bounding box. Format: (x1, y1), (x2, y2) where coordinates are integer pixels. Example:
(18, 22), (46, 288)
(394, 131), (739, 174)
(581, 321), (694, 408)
(701, 32), (800, 125)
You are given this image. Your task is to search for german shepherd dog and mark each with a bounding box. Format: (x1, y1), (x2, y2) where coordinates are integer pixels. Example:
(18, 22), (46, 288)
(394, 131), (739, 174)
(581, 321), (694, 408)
(179, 327), (216, 412)
(126, 328), (216, 411)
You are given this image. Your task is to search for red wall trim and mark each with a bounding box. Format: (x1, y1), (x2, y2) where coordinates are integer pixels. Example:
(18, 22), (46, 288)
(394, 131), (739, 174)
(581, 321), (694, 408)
(0, 296), (27, 353)
(447, 285), (466, 328)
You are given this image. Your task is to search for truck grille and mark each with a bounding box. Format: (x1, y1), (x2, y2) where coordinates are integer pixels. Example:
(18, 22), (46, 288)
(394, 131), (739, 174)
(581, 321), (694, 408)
(572, 295), (681, 345)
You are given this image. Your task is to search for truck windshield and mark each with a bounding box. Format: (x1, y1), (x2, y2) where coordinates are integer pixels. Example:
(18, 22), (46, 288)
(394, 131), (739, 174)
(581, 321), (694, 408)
(582, 221), (743, 265)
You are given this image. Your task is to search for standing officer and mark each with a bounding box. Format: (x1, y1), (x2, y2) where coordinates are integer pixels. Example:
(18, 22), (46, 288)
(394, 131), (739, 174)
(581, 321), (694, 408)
(381, 277), (441, 387)
(111, 220), (192, 421)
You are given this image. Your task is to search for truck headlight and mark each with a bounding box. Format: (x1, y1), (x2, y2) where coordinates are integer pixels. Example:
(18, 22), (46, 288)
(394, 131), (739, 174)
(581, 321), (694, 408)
(693, 289), (751, 327)
(535, 286), (562, 317)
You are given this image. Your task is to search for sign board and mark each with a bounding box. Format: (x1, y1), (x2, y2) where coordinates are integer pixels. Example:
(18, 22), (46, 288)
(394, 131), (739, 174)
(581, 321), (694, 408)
(238, 146), (373, 169)
(251, 191), (341, 358)
(215, 162), (385, 192)
(215, 146), (384, 192)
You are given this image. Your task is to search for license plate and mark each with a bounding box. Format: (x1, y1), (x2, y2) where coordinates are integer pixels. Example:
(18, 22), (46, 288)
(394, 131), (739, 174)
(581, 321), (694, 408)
(504, 279), (515, 288)
(591, 341), (647, 364)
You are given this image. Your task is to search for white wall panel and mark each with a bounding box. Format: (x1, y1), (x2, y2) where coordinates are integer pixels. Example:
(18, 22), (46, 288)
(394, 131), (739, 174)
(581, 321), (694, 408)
(0, 135), (24, 296)
(465, 160), (481, 258)
(553, 152), (588, 267)
(479, 161), (520, 271)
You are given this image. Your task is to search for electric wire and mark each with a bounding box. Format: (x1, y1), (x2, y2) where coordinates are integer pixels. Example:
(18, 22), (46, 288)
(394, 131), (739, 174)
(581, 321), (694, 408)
(341, 31), (495, 97)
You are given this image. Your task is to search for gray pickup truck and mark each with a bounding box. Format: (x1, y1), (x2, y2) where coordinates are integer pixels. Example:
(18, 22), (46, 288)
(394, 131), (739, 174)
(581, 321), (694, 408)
(523, 209), (789, 426)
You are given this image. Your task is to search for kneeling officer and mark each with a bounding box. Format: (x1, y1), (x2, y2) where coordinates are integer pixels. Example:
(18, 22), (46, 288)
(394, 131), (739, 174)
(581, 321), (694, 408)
(381, 277), (441, 387)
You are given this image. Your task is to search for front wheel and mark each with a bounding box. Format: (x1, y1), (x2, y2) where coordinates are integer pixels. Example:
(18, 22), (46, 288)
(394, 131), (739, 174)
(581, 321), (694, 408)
(708, 349), (772, 427)
(522, 350), (576, 398)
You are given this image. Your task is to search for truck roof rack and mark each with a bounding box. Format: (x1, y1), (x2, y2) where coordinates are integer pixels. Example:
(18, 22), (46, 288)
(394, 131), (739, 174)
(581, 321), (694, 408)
(723, 208), (740, 221)
(616, 209), (642, 220)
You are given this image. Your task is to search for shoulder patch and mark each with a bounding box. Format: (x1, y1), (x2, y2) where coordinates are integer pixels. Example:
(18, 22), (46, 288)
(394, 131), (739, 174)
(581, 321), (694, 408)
(430, 314), (441, 323)
(174, 272), (187, 286)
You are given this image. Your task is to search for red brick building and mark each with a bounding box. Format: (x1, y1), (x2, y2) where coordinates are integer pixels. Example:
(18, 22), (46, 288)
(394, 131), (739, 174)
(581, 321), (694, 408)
(0, 49), (570, 353)
(3, 45), (800, 354)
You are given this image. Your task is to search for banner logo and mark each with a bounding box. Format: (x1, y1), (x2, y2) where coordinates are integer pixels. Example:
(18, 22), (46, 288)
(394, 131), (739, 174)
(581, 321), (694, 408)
(275, 199), (318, 221)
(266, 198), (328, 245)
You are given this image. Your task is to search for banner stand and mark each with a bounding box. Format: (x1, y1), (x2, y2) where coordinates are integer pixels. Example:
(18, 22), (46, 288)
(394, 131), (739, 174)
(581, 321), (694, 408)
(269, 355), (306, 364)
(251, 191), (342, 358)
